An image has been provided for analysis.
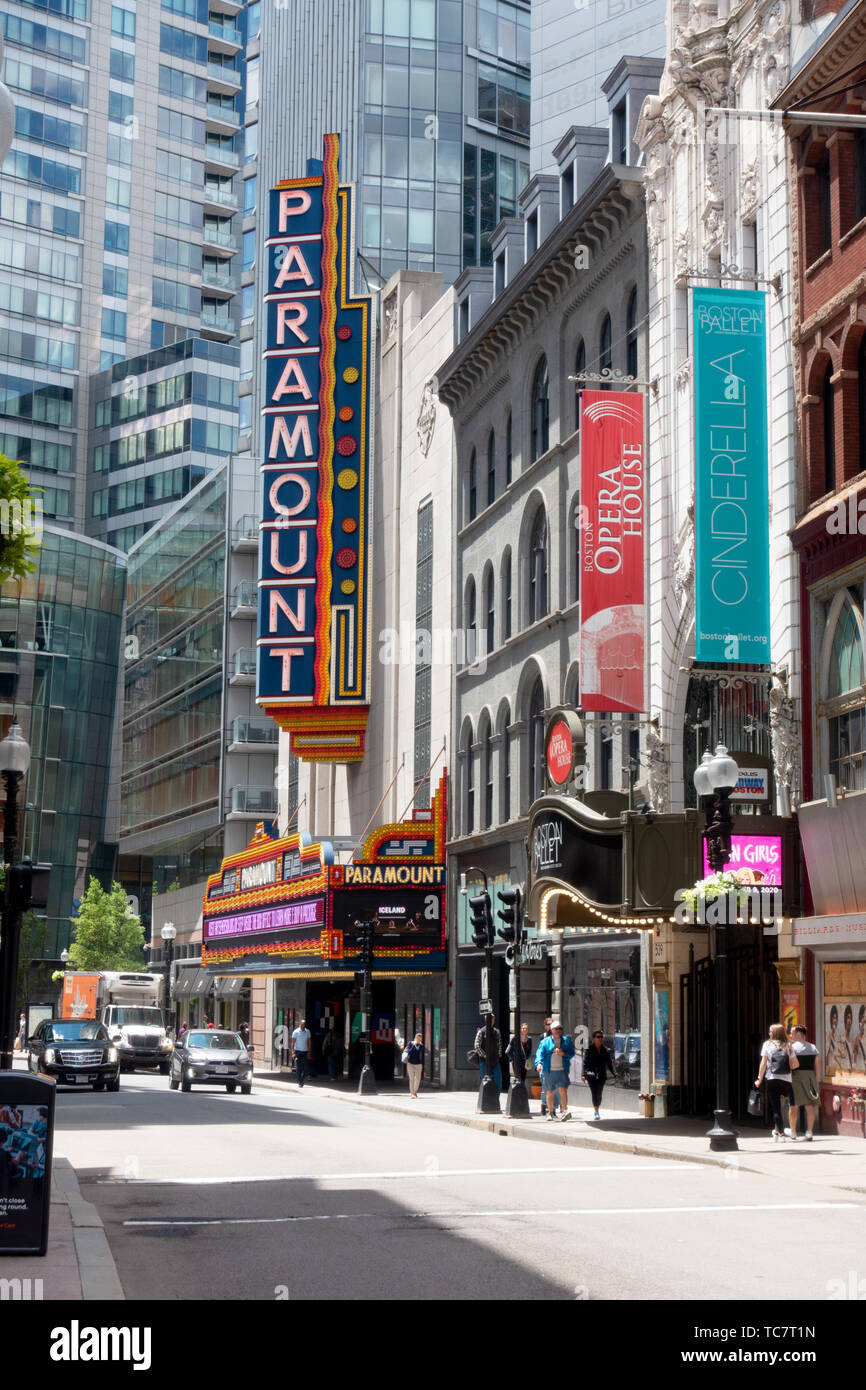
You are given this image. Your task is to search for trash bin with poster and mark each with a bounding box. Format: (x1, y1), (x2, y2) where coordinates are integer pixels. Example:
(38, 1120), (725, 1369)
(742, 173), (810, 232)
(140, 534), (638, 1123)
(0, 1070), (55, 1256)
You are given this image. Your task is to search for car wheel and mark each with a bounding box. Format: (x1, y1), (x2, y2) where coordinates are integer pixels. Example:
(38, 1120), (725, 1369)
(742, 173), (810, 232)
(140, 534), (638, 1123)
(181, 1076), (192, 1093)
(240, 1084), (252, 1096)
(226, 1083), (237, 1093)
(159, 1061), (170, 1075)
(106, 1075), (120, 1093)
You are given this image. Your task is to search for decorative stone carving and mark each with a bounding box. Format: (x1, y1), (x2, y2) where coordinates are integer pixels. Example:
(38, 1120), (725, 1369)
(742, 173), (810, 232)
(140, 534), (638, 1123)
(674, 499), (695, 612)
(702, 205), (724, 256)
(383, 293), (399, 341)
(675, 227), (691, 278)
(740, 157), (759, 220)
(416, 379), (437, 457)
(674, 359), (692, 391)
(769, 671), (800, 806)
(646, 716), (671, 814)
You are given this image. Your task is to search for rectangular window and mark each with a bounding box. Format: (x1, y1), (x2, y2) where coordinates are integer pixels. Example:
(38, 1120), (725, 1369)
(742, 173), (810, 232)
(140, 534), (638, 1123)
(244, 122), (258, 163)
(15, 105), (83, 150)
(103, 264), (128, 297)
(108, 89), (134, 124)
(153, 233), (201, 272)
(243, 174), (256, 214)
(105, 175), (131, 209)
(463, 143), (476, 268)
(111, 6), (135, 39)
(480, 148), (496, 266)
(855, 132), (866, 227)
(0, 13), (87, 63)
(817, 149), (832, 257)
(104, 220), (129, 253)
(159, 23), (206, 64)
(241, 283), (254, 321)
(110, 48), (135, 82)
(242, 228), (255, 270)
(157, 149), (204, 186)
(3, 148), (82, 195)
(107, 132), (133, 166)
(158, 107), (205, 146)
(101, 307), (126, 340)
(246, 0), (260, 38)
(246, 55), (259, 107)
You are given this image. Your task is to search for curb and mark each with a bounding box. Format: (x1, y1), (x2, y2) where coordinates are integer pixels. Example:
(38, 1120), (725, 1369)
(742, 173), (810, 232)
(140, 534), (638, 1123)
(52, 1158), (125, 1301)
(251, 1077), (764, 1175)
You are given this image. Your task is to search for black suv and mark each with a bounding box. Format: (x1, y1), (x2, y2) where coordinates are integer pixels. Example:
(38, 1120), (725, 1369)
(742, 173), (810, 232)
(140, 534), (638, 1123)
(28, 1020), (121, 1091)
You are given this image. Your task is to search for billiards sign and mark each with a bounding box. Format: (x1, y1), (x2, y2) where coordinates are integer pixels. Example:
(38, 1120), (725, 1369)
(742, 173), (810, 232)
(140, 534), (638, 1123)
(258, 132), (374, 763)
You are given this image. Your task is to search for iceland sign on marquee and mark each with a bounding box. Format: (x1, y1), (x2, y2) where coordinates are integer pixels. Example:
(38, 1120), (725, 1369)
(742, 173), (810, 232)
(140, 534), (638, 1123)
(258, 133), (374, 762)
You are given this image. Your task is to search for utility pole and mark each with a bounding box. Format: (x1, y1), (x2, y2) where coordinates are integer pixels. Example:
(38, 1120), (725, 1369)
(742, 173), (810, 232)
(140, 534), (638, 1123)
(497, 885), (529, 1118)
(464, 869), (500, 1115)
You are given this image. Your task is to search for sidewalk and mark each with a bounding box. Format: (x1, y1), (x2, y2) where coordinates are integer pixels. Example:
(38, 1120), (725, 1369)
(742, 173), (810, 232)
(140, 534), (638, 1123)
(254, 1071), (866, 1193)
(0, 1157), (124, 1301)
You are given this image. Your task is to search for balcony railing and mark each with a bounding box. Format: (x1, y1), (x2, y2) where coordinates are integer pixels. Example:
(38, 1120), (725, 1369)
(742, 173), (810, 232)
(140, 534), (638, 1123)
(232, 581), (257, 609)
(202, 224), (237, 250)
(230, 786), (278, 814)
(207, 61), (241, 85)
(201, 266), (237, 292)
(206, 103), (240, 127)
(231, 717), (278, 746)
(201, 307), (234, 331)
(204, 184), (238, 209)
(208, 20), (242, 43)
(232, 515), (258, 546)
(232, 647), (256, 678)
(205, 145), (240, 168)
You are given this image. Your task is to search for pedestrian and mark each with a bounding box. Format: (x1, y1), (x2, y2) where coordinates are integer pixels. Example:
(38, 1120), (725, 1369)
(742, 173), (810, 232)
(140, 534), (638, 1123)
(534, 1019), (575, 1120)
(506, 1021), (532, 1083)
(321, 1024), (343, 1081)
(537, 1016), (553, 1115)
(291, 1017), (312, 1087)
(755, 1022), (799, 1140)
(788, 1024), (821, 1141)
(14, 1013), (25, 1052)
(238, 1021), (250, 1045)
(404, 1032), (424, 1098)
(582, 1030), (616, 1120)
(474, 1014), (503, 1090)
(177, 1020), (188, 1041)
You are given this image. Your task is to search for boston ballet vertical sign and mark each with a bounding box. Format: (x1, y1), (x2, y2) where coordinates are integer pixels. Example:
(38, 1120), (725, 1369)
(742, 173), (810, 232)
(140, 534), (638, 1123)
(258, 134), (373, 762)
(693, 287), (771, 665)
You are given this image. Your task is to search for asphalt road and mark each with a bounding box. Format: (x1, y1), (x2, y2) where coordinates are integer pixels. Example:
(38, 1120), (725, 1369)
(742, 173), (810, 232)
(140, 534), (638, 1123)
(51, 1072), (866, 1302)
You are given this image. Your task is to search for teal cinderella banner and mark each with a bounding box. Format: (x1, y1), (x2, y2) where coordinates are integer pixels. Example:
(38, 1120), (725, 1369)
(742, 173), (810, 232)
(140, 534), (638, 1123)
(693, 286), (771, 665)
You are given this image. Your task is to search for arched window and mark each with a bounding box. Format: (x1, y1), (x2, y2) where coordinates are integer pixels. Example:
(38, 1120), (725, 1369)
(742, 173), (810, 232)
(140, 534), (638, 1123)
(485, 569), (495, 654)
(482, 718), (493, 828)
(528, 508), (548, 624)
(530, 357), (549, 461)
(502, 725), (511, 822)
(824, 592), (866, 792)
(574, 338), (585, 433)
(599, 314), (612, 388)
(858, 335), (866, 473)
(528, 677), (545, 805)
(505, 412), (512, 486)
(502, 550), (512, 640)
(823, 362), (835, 494)
(465, 577), (476, 662)
(469, 449), (477, 521)
(487, 430), (496, 506)
(466, 734), (475, 833)
(626, 289), (638, 380)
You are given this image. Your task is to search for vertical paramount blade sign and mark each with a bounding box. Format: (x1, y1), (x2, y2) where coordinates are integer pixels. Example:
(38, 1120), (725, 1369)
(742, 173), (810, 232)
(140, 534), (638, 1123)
(579, 390), (645, 713)
(693, 287), (771, 665)
(258, 133), (373, 762)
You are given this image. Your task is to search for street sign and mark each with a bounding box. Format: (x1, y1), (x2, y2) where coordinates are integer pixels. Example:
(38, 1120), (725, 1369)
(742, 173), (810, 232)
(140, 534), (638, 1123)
(479, 997), (493, 1014)
(523, 940), (546, 964)
(508, 971), (517, 1009)
(480, 966), (489, 998)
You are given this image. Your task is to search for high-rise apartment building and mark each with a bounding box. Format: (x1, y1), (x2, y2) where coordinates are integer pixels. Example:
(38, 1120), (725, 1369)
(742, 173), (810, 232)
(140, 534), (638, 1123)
(0, 0), (244, 542)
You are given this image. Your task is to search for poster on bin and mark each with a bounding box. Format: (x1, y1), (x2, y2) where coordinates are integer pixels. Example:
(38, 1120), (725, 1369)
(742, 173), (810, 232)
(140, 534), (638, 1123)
(579, 390), (645, 712)
(0, 1102), (50, 1251)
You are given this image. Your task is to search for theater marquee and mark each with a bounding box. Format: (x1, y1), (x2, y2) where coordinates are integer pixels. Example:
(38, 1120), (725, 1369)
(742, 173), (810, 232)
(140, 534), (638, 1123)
(257, 133), (374, 762)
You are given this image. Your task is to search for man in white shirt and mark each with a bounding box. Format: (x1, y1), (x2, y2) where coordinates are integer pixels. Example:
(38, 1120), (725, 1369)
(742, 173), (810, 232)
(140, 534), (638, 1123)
(291, 1019), (311, 1088)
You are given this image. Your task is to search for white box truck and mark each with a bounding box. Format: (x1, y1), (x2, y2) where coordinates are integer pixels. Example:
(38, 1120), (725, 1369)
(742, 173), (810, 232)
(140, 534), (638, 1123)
(60, 971), (173, 1073)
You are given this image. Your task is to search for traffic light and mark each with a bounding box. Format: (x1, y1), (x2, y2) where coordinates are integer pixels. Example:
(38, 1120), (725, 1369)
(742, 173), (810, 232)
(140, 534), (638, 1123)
(496, 886), (520, 944)
(5, 862), (32, 913)
(356, 920), (374, 970)
(468, 891), (492, 949)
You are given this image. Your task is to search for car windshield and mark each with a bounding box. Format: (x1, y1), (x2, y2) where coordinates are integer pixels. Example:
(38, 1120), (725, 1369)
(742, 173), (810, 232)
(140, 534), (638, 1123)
(45, 1022), (108, 1042)
(110, 1008), (163, 1027)
(187, 1032), (242, 1051)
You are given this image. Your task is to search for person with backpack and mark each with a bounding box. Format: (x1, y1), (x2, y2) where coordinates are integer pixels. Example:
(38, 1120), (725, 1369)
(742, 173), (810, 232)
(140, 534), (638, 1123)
(755, 1022), (799, 1140)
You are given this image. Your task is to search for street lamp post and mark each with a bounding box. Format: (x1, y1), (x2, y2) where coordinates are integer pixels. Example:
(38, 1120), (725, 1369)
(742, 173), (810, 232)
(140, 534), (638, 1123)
(462, 868), (500, 1115)
(694, 743), (740, 1153)
(0, 720), (31, 1069)
(355, 919), (377, 1096)
(160, 922), (176, 1032)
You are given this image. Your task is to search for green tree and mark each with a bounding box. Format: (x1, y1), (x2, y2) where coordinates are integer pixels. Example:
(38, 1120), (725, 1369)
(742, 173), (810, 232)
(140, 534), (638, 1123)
(0, 452), (42, 585)
(67, 879), (146, 972)
(14, 910), (54, 1015)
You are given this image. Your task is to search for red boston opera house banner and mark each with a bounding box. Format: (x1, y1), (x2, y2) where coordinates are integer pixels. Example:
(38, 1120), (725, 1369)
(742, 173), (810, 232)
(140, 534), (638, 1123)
(579, 389), (645, 713)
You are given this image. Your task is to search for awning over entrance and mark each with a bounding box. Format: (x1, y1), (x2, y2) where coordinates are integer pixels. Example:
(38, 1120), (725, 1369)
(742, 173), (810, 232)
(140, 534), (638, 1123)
(212, 975), (244, 998)
(174, 966), (212, 998)
(798, 790), (866, 915)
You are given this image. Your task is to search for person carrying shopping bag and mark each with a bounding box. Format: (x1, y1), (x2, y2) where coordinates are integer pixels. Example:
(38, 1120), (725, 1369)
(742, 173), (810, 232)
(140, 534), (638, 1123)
(755, 1022), (799, 1140)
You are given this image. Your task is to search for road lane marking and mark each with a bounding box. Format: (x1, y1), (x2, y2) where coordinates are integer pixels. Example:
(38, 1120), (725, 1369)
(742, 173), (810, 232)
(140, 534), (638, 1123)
(99, 1162), (703, 1186)
(124, 1201), (859, 1229)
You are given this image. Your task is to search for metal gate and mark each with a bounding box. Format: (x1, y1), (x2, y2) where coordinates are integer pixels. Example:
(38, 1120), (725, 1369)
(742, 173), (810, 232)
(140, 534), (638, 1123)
(680, 935), (778, 1120)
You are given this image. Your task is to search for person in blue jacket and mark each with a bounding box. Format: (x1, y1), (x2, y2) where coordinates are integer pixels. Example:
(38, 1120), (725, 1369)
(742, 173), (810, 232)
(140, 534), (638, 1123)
(534, 1019), (575, 1121)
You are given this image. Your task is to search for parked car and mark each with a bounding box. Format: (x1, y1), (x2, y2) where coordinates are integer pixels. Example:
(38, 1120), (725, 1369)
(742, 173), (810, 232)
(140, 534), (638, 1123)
(28, 1019), (120, 1092)
(169, 1029), (254, 1094)
(614, 1032), (642, 1088)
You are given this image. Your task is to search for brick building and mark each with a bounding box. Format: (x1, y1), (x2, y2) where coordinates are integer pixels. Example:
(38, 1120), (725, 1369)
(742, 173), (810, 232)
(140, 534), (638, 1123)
(778, 0), (866, 1136)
